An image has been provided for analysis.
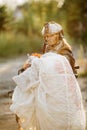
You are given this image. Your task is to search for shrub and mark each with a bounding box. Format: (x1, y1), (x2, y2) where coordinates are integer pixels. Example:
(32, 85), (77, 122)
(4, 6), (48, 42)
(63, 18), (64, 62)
(0, 32), (42, 58)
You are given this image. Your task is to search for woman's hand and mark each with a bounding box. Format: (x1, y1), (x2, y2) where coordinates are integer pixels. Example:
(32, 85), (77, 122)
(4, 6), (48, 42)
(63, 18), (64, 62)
(23, 61), (31, 70)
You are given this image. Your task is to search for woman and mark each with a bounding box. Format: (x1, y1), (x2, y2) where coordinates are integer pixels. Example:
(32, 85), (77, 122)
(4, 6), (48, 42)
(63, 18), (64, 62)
(10, 22), (86, 130)
(23, 21), (78, 77)
(42, 21), (79, 77)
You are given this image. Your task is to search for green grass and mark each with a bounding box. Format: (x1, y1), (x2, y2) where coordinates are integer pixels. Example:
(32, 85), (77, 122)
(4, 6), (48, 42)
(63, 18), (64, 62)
(79, 70), (87, 77)
(76, 59), (87, 78)
(0, 32), (42, 59)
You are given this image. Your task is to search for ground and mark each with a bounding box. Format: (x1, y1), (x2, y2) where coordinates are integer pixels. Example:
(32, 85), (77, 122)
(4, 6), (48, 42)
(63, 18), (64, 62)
(0, 57), (87, 130)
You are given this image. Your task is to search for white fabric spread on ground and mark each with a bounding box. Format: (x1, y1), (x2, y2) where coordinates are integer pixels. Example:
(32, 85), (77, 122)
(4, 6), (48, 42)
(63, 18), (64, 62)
(10, 52), (86, 130)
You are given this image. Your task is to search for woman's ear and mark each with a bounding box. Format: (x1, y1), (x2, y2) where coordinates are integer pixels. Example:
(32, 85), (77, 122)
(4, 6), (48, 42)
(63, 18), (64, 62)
(61, 30), (64, 36)
(59, 30), (64, 40)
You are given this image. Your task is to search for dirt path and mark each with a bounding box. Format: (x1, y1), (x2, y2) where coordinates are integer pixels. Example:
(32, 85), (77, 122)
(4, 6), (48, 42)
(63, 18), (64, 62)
(0, 57), (26, 130)
(0, 57), (87, 130)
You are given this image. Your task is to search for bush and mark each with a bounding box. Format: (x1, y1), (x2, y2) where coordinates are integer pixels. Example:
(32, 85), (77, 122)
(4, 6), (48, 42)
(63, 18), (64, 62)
(0, 32), (42, 58)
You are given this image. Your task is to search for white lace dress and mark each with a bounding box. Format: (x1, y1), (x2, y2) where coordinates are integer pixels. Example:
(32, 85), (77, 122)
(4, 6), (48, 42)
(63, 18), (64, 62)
(10, 52), (86, 130)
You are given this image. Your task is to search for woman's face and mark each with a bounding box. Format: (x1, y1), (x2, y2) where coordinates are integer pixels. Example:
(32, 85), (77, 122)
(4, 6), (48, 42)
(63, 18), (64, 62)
(44, 33), (59, 46)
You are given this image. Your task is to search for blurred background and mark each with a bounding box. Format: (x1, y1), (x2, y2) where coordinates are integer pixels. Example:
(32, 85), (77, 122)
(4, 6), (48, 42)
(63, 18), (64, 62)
(0, 0), (87, 130)
(0, 0), (87, 58)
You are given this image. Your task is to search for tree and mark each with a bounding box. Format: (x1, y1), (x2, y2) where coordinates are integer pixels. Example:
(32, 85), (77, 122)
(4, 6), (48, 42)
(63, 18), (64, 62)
(0, 5), (9, 32)
(63, 0), (87, 45)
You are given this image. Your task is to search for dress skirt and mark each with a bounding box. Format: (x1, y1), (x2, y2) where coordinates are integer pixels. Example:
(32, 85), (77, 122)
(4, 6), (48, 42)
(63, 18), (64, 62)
(10, 52), (86, 130)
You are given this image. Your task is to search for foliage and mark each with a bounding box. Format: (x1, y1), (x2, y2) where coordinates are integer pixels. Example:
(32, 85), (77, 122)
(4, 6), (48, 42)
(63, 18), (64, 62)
(13, 0), (87, 45)
(13, 1), (60, 36)
(0, 32), (42, 58)
(63, 0), (87, 44)
(0, 0), (86, 58)
(0, 6), (9, 31)
(79, 70), (87, 77)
